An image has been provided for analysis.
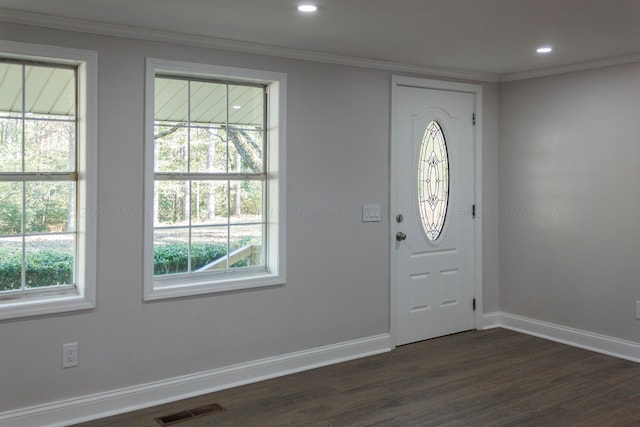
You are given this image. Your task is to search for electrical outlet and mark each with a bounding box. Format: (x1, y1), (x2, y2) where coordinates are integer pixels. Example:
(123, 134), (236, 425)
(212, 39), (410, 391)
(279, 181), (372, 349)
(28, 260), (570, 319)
(63, 342), (78, 368)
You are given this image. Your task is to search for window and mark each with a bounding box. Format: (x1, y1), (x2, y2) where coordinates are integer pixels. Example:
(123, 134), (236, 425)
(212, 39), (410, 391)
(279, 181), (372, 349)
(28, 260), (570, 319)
(144, 59), (286, 300)
(418, 120), (449, 242)
(0, 41), (96, 319)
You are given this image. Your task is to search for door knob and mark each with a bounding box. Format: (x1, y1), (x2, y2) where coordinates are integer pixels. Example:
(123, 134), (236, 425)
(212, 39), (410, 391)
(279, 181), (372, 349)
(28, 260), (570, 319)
(396, 231), (407, 241)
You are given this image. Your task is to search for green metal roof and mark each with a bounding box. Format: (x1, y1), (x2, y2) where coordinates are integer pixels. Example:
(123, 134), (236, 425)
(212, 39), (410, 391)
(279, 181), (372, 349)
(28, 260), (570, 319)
(0, 62), (75, 117)
(0, 63), (264, 126)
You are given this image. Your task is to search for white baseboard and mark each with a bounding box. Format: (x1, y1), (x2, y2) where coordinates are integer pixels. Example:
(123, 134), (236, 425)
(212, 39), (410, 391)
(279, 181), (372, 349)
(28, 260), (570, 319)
(0, 334), (391, 427)
(4, 314), (637, 427)
(483, 311), (640, 364)
(480, 311), (501, 329)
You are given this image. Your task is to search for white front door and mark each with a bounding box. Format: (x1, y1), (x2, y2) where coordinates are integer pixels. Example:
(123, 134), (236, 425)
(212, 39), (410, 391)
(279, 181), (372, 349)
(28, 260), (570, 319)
(392, 78), (476, 346)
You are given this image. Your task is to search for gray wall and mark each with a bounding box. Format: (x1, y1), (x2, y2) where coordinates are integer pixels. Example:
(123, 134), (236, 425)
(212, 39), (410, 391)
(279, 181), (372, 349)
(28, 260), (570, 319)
(0, 24), (499, 412)
(500, 62), (640, 343)
(482, 86), (500, 313)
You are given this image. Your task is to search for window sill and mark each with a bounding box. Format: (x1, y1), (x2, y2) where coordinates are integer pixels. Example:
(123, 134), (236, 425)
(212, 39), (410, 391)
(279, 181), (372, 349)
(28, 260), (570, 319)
(0, 291), (95, 321)
(144, 270), (285, 301)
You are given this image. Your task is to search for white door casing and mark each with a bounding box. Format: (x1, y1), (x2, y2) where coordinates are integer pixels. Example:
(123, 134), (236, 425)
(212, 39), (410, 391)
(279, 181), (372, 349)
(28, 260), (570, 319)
(390, 76), (483, 346)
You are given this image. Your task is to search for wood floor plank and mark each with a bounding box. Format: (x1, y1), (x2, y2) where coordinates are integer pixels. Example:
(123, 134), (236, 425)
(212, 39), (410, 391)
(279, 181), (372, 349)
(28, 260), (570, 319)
(71, 329), (640, 427)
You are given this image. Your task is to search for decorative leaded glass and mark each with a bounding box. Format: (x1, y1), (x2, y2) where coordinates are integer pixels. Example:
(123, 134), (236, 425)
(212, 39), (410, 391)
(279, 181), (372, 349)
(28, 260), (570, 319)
(418, 121), (449, 241)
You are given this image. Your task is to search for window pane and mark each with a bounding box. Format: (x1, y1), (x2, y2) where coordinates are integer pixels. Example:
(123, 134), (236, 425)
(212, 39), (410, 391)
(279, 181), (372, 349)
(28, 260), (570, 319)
(25, 235), (74, 288)
(0, 118), (23, 172)
(154, 227), (189, 276)
(152, 75), (270, 281)
(230, 180), (263, 224)
(154, 124), (188, 172)
(155, 180), (189, 226)
(191, 226), (228, 271)
(228, 85), (263, 127)
(0, 182), (22, 235)
(25, 66), (76, 118)
(226, 128), (263, 173)
(418, 120), (449, 242)
(0, 53), (87, 309)
(190, 81), (226, 125)
(25, 182), (75, 234)
(229, 224), (263, 268)
(0, 63), (23, 118)
(155, 78), (188, 123)
(24, 119), (75, 172)
(191, 181), (228, 226)
(189, 126), (227, 173)
(0, 237), (22, 291)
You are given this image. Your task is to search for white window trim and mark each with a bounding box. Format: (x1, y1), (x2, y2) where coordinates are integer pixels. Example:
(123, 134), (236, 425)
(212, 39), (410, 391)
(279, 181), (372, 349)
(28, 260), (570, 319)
(0, 40), (97, 320)
(143, 58), (287, 301)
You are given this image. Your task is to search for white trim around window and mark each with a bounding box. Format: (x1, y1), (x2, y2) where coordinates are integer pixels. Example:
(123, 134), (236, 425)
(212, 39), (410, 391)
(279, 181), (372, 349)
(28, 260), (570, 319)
(0, 40), (97, 320)
(143, 58), (287, 301)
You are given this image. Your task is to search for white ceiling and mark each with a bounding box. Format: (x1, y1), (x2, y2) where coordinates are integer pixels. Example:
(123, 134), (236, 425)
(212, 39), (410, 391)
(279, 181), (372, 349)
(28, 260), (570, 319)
(1, 0), (640, 80)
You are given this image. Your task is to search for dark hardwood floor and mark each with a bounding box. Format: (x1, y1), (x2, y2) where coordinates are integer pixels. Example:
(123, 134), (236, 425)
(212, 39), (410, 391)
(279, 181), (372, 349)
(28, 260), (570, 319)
(72, 328), (640, 426)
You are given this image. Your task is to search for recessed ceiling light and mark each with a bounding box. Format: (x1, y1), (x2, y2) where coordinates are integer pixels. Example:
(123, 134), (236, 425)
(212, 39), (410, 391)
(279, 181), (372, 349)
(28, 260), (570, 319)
(232, 105), (242, 110)
(297, 4), (318, 13)
(536, 46), (553, 54)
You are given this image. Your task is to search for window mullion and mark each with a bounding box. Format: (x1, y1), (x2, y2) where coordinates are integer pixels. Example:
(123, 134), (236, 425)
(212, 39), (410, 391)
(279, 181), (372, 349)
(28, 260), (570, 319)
(225, 83), (230, 270)
(20, 64), (26, 292)
(187, 80), (192, 274)
(21, 181), (26, 291)
(154, 172), (265, 181)
(21, 64), (25, 172)
(188, 180), (192, 273)
(0, 172), (78, 182)
(262, 90), (268, 269)
(226, 180), (231, 270)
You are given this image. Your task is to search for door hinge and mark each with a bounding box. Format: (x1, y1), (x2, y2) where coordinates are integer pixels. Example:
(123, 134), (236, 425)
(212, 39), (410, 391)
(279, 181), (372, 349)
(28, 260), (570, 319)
(472, 112), (476, 126)
(472, 204), (476, 218)
(473, 298), (476, 311)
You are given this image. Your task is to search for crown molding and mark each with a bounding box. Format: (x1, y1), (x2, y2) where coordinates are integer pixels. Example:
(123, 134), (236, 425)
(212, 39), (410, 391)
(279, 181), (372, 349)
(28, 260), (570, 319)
(499, 51), (640, 82)
(0, 8), (499, 83)
(5, 8), (638, 84)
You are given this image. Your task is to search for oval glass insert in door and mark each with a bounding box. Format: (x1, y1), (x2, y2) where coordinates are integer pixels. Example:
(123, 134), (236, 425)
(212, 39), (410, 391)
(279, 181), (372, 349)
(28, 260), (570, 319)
(417, 120), (449, 242)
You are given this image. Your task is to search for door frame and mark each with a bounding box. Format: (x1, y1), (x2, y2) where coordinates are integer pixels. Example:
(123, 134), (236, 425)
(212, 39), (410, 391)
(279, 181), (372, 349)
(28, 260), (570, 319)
(390, 76), (483, 348)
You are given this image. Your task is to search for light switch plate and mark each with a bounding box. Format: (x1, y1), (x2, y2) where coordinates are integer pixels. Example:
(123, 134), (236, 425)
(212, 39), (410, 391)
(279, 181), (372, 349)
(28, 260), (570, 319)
(362, 204), (381, 222)
(636, 300), (640, 320)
